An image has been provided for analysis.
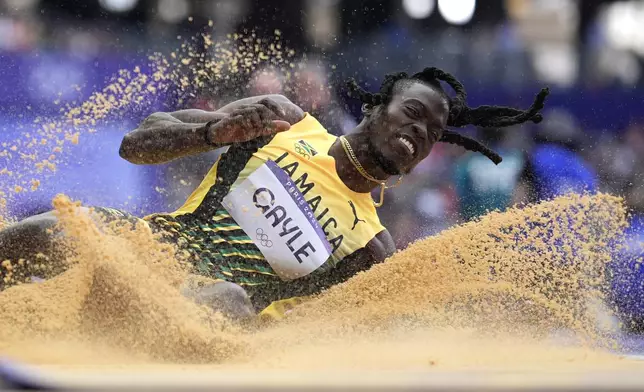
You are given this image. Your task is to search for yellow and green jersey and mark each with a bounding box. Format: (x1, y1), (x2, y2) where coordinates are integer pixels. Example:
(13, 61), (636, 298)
(145, 114), (385, 308)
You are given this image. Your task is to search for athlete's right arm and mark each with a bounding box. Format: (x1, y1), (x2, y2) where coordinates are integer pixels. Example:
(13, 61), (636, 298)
(119, 96), (300, 165)
(269, 230), (397, 299)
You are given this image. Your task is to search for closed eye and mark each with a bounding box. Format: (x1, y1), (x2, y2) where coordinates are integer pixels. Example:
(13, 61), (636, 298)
(405, 105), (421, 119)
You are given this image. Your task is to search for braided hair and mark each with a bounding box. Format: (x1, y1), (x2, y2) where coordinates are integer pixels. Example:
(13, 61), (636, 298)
(346, 67), (549, 165)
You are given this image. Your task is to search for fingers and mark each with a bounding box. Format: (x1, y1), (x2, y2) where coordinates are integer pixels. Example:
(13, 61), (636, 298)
(210, 116), (290, 144)
(258, 98), (286, 119)
(228, 107), (262, 129)
(228, 105), (269, 124)
(256, 120), (291, 137)
(228, 99), (286, 123)
(248, 104), (273, 124)
(228, 103), (285, 130)
(270, 120), (291, 133)
(224, 115), (250, 131)
(208, 98), (290, 144)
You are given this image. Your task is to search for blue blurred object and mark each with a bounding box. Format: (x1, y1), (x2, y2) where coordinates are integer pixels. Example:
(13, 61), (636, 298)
(0, 118), (160, 219)
(529, 144), (598, 200)
(528, 108), (599, 200)
(0, 49), (169, 220)
(0, 358), (52, 390)
(609, 214), (644, 328)
(0, 51), (159, 117)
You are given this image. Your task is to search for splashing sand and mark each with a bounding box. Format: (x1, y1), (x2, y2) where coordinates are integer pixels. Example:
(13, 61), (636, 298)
(0, 27), (641, 380)
(0, 193), (640, 373)
(0, 28), (297, 216)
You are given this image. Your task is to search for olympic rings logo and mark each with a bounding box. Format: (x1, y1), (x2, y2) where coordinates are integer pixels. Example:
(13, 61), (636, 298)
(256, 228), (273, 248)
(294, 144), (310, 159)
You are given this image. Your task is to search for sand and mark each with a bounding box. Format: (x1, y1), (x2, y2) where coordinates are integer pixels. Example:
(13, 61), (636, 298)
(0, 28), (297, 216)
(0, 192), (640, 375)
(0, 27), (642, 387)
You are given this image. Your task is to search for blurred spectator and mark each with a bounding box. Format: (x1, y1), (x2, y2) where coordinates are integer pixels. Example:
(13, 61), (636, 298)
(248, 66), (285, 96)
(0, 14), (40, 51)
(516, 108), (598, 203)
(381, 143), (459, 248)
(452, 127), (527, 221)
(289, 58), (356, 136)
(624, 123), (644, 196)
(589, 133), (637, 195)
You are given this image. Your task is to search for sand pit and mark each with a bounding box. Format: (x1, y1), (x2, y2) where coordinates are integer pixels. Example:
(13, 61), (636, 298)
(0, 193), (639, 380)
(0, 29), (642, 390)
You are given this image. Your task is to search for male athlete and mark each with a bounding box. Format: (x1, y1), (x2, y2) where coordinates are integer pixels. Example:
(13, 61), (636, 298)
(0, 67), (549, 321)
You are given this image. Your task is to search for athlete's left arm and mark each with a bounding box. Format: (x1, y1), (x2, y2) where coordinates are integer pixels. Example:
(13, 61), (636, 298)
(274, 230), (396, 298)
(170, 94), (304, 125)
(215, 94), (305, 124)
(120, 96), (298, 165)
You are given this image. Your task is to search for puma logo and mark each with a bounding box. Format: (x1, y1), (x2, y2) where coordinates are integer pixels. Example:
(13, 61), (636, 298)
(349, 200), (365, 230)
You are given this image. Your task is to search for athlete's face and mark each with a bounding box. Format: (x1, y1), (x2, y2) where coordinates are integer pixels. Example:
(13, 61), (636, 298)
(365, 81), (449, 175)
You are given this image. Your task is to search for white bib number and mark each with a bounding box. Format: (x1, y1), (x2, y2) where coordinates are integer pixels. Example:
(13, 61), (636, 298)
(222, 160), (332, 280)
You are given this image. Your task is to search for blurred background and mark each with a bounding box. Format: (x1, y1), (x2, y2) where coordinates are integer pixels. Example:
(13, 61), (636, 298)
(0, 0), (642, 328)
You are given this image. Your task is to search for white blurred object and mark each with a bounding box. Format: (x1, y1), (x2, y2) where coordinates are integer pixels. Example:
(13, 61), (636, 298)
(3, 0), (39, 12)
(508, 0), (578, 44)
(415, 189), (448, 219)
(602, 1), (644, 58)
(0, 17), (12, 49)
(402, 0), (435, 19)
(506, 0), (579, 85)
(207, 0), (247, 39)
(0, 16), (32, 50)
(248, 67), (285, 95)
(68, 32), (101, 59)
(305, 0), (340, 49)
(467, 155), (523, 194)
(98, 0), (138, 13)
(587, 296), (621, 336)
(158, 0), (190, 24)
(597, 47), (641, 86)
(438, 0), (476, 25)
(533, 44), (577, 87)
(28, 57), (86, 101)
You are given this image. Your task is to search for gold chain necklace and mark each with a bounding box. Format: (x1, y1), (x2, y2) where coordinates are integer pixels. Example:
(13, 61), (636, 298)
(339, 136), (403, 207)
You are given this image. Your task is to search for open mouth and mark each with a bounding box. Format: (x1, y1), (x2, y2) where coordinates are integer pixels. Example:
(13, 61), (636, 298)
(396, 134), (417, 158)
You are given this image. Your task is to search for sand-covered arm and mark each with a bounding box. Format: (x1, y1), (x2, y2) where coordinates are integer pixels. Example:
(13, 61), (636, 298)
(214, 94), (304, 123)
(255, 230), (396, 303)
(119, 96), (299, 165)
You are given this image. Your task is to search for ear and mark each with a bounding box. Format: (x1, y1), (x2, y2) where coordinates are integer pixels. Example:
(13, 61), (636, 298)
(361, 103), (373, 115)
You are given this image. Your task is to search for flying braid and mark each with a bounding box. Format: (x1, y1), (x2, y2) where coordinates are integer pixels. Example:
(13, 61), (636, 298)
(346, 67), (549, 164)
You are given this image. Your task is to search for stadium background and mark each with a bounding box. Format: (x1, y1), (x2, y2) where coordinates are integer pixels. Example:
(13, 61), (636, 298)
(0, 0), (643, 327)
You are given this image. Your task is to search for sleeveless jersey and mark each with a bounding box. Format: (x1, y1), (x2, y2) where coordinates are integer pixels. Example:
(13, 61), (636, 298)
(145, 114), (385, 306)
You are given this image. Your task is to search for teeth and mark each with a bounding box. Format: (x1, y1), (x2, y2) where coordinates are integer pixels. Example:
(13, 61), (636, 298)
(398, 136), (415, 155)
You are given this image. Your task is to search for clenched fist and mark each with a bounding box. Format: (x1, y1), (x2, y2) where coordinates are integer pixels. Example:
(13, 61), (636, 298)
(205, 98), (292, 145)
